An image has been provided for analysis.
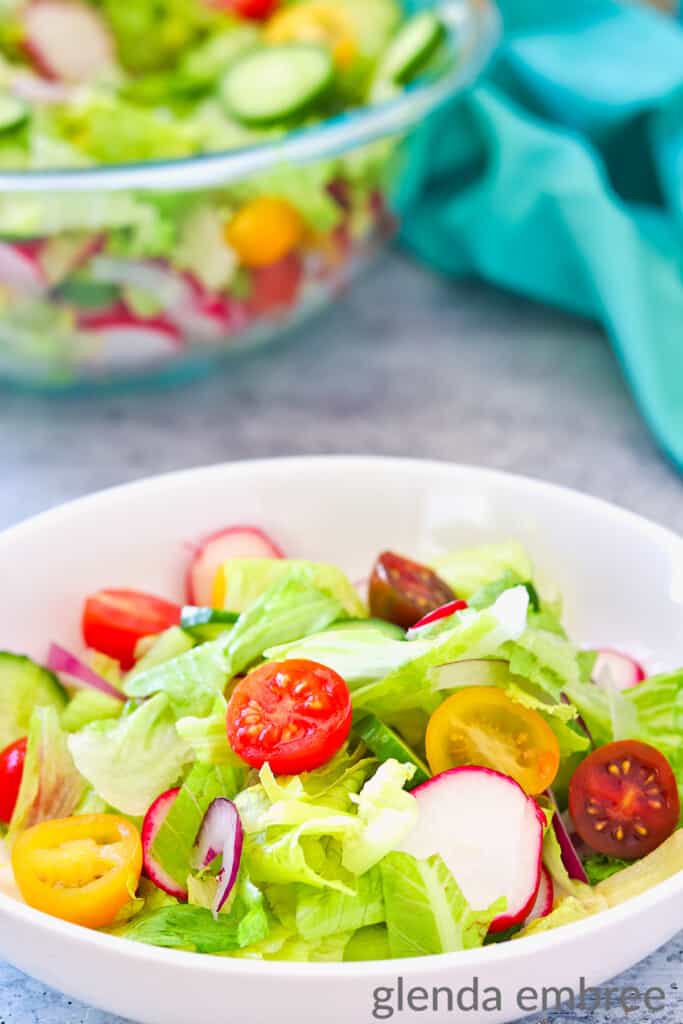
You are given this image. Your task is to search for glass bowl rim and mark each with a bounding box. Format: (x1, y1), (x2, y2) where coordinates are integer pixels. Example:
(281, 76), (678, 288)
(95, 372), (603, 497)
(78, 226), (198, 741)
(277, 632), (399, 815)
(0, 0), (500, 194)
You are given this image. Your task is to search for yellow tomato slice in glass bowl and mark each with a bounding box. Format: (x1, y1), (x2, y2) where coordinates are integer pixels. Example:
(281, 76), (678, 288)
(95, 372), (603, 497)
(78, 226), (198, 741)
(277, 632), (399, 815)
(11, 814), (142, 929)
(425, 686), (560, 795)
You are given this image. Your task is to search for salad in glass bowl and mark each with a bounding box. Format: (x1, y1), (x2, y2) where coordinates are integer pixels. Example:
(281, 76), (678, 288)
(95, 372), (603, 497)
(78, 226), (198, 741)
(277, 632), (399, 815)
(1, 527), (681, 961)
(0, 0), (498, 388)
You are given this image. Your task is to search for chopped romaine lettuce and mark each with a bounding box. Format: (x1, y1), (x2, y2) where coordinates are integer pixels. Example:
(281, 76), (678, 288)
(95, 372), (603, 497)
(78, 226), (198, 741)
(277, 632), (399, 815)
(380, 852), (502, 958)
(214, 558), (366, 617)
(8, 706), (86, 844)
(295, 866), (385, 940)
(431, 542), (533, 599)
(176, 694), (236, 765)
(61, 688), (123, 732)
(68, 693), (191, 816)
(124, 639), (229, 719)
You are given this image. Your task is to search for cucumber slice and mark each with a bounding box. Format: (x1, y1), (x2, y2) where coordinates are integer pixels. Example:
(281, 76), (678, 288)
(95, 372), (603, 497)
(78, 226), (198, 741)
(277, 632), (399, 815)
(354, 712), (430, 789)
(333, 618), (405, 640)
(0, 94), (29, 134)
(0, 652), (67, 751)
(222, 44), (334, 127)
(379, 12), (446, 85)
(181, 606), (239, 642)
(58, 277), (120, 309)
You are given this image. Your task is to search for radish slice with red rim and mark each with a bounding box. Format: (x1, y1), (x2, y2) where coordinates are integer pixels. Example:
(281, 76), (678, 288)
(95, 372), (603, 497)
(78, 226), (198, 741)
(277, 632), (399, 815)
(23, 1), (115, 83)
(412, 599), (469, 630)
(47, 643), (125, 701)
(192, 797), (243, 916)
(592, 649), (646, 691)
(141, 788), (188, 901)
(0, 241), (46, 295)
(522, 865), (554, 925)
(186, 525), (284, 606)
(399, 766), (545, 933)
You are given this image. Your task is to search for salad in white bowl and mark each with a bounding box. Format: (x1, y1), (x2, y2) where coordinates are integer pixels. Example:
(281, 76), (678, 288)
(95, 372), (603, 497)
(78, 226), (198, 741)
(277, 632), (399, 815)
(1, 524), (681, 962)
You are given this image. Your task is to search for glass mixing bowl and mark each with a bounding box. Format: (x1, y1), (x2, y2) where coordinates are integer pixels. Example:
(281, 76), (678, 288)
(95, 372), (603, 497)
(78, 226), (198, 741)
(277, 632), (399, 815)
(0, 0), (499, 390)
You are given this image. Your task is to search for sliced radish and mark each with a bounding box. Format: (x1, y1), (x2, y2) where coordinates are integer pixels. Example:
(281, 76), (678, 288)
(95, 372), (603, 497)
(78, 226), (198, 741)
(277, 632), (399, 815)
(141, 787), (188, 901)
(412, 599), (469, 631)
(174, 274), (249, 341)
(399, 766), (544, 933)
(79, 305), (182, 369)
(522, 865), (554, 925)
(192, 797), (243, 916)
(11, 70), (77, 104)
(187, 526), (284, 606)
(593, 649), (646, 691)
(23, 1), (115, 84)
(0, 241), (46, 295)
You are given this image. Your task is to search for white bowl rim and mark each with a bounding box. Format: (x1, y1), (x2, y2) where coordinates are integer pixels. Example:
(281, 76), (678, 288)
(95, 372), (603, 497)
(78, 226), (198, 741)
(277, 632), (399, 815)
(1, 454), (681, 978)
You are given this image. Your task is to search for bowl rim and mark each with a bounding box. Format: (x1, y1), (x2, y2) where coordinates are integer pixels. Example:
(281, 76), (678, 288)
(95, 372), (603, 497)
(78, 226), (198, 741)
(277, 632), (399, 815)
(0, 0), (500, 194)
(1, 455), (682, 975)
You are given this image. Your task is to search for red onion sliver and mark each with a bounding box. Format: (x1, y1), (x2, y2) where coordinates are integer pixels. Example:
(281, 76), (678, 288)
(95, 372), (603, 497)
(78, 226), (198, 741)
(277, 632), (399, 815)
(47, 643), (125, 701)
(192, 797), (243, 916)
(546, 789), (589, 884)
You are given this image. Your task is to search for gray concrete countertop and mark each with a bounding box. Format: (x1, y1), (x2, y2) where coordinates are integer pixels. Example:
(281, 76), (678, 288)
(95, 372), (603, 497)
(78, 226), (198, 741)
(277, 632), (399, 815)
(1, 250), (681, 1023)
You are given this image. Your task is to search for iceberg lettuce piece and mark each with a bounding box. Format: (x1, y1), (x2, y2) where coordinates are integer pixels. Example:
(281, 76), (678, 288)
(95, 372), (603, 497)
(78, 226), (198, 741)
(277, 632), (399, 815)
(214, 558), (366, 618)
(295, 866), (385, 941)
(176, 694), (237, 766)
(124, 639), (229, 719)
(68, 693), (191, 815)
(7, 705), (86, 844)
(431, 542), (533, 599)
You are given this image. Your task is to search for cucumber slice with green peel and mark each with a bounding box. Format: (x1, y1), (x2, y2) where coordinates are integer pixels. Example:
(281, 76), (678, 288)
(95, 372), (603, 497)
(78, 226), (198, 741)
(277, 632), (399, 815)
(354, 712), (430, 788)
(0, 94), (29, 133)
(379, 12), (447, 85)
(57, 277), (120, 309)
(0, 652), (67, 752)
(222, 44), (334, 127)
(181, 606), (239, 642)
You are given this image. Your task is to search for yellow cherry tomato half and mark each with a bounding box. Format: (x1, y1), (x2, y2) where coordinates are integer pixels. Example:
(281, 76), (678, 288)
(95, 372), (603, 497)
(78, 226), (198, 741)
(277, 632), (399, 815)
(225, 197), (304, 269)
(264, 2), (357, 69)
(425, 687), (561, 795)
(11, 814), (142, 929)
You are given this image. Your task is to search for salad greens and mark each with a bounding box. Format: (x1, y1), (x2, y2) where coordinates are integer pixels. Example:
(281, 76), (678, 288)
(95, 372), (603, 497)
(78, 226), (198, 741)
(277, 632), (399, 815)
(1, 536), (682, 962)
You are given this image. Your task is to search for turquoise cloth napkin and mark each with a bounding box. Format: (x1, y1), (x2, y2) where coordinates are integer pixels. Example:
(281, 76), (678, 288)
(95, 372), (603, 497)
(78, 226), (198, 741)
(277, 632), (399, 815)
(397, 0), (683, 470)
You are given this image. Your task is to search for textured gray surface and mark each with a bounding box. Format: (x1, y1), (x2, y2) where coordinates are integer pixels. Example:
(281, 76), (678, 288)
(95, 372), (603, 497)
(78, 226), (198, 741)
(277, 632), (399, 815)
(0, 249), (681, 1023)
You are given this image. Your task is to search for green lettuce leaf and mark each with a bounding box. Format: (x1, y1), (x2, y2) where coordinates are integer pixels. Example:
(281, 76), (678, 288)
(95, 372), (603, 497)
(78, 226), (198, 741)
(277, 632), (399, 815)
(583, 854), (630, 886)
(8, 706), (86, 844)
(380, 852), (502, 958)
(342, 760), (417, 875)
(295, 866), (385, 941)
(67, 693), (191, 815)
(216, 558), (366, 617)
(124, 639), (229, 719)
(225, 569), (347, 677)
(176, 694), (237, 765)
(130, 626), (195, 675)
(431, 542), (533, 598)
(150, 762), (244, 893)
(61, 689), (123, 732)
(343, 924), (391, 961)
(226, 163), (342, 234)
(121, 882), (269, 953)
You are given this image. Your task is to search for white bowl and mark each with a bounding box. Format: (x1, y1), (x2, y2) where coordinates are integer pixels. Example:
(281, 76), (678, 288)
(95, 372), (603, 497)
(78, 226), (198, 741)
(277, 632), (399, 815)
(0, 456), (681, 1024)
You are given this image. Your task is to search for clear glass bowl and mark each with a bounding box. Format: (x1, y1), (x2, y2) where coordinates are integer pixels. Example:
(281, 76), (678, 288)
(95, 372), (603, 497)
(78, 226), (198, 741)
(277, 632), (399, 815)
(0, 0), (499, 391)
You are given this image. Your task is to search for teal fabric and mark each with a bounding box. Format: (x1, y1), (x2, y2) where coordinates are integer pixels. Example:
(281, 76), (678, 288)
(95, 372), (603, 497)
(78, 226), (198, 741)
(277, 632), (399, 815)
(397, 1), (683, 469)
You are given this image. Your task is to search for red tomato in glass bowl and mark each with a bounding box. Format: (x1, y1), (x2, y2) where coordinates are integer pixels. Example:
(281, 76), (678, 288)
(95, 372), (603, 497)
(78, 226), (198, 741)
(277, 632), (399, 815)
(0, 736), (27, 823)
(226, 659), (352, 774)
(82, 589), (181, 669)
(248, 253), (303, 316)
(208, 0), (278, 20)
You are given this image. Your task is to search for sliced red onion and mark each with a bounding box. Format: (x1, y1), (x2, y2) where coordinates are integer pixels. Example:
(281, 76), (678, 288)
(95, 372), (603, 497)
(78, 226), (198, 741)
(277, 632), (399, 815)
(192, 797), (243, 916)
(546, 789), (589, 884)
(47, 643), (125, 701)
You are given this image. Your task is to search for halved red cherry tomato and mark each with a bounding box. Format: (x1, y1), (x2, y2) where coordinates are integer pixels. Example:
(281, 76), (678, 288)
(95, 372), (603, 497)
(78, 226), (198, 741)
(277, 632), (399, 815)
(425, 687), (560, 795)
(569, 739), (680, 860)
(209, 0), (278, 20)
(248, 253), (303, 316)
(413, 599), (469, 630)
(0, 736), (27, 824)
(82, 589), (181, 669)
(12, 814), (142, 928)
(226, 659), (352, 774)
(369, 551), (456, 629)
